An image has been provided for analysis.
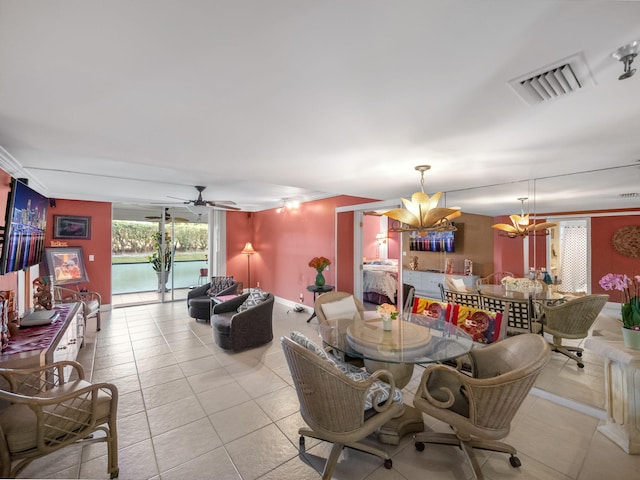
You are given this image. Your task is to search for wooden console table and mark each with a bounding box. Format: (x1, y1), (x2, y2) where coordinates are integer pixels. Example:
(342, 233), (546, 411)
(585, 313), (640, 454)
(0, 303), (84, 380)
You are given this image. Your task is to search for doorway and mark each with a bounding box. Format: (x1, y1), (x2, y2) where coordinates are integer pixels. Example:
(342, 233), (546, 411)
(548, 218), (590, 293)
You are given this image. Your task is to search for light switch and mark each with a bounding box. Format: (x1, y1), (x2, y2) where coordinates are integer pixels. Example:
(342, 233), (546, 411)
(89, 255), (95, 261)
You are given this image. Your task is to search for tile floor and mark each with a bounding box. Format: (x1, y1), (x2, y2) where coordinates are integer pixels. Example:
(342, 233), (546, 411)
(17, 300), (640, 479)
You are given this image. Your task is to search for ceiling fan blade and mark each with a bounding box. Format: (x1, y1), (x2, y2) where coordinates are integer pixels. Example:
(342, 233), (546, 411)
(205, 201), (241, 210)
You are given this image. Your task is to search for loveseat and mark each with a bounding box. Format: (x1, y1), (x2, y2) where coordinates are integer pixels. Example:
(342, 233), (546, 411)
(187, 276), (240, 321)
(211, 291), (274, 352)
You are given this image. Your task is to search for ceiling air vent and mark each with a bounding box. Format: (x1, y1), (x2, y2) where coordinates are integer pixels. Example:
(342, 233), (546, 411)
(508, 53), (595, 105)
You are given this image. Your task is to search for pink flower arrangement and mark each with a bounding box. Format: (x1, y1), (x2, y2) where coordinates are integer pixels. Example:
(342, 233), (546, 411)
(377, 303), (398, 320)
(599, 273), (640, 330)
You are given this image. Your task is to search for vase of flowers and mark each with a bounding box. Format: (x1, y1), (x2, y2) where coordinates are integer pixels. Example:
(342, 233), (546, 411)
(599, 273), (640, 350)
(377, 303), (398, 331)
(309, 256), (331, 288)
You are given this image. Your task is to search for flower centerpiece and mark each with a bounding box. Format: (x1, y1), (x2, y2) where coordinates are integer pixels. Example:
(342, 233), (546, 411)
(309, 256), (331, 288)
(500, 276), (542, 293)
(599, 273), (640, 330)
(599, 273), (640, 350)
(377, 303), (398, 331)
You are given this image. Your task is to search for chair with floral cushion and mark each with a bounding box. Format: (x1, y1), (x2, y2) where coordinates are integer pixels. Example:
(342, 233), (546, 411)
(281, 333), (404, 479)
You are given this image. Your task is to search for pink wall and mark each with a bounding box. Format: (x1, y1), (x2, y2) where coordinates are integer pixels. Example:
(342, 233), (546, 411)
(363, 214), (379, 259)
(226, 195), (375, 307)
(591, 215), (640, 296)
(44, 199), (113, 303)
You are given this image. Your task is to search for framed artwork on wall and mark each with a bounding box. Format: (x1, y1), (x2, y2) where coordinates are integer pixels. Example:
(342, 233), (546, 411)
(53, 215), (91, 240)
(44, 246), (90, 286)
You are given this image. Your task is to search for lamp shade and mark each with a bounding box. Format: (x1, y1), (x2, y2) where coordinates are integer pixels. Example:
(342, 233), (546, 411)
(241, 242), (256, 255)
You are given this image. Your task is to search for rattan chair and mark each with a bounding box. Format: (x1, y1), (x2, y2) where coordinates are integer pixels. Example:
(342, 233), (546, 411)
(413, 334), (550, 480)
(314, 291), (366, 326)
(281, 335), (403, 479)
(0, 361), (118, 478)
(534, 294), (608, 368)
(481, 294), (533, 334)
(54, 285), (102, 331)
(401, 283), (415, 319)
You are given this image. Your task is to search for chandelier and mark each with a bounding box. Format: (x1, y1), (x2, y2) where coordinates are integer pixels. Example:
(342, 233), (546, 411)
(491, 197), (557, 238)
(383, 165), (461, 235)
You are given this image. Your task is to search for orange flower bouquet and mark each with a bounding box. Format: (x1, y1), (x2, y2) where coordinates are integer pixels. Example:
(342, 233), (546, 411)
(308, 256), (331, 271)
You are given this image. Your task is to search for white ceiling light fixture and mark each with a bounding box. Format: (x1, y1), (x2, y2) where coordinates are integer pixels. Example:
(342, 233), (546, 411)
(276, 198), (300, 213)
(187, 204), (211, 216)
(612, 40), (639, 80)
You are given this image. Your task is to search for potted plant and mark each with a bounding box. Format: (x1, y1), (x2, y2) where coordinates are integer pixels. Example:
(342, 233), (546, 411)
(149, 231), (173, 292)
(599, 273), (640, 349)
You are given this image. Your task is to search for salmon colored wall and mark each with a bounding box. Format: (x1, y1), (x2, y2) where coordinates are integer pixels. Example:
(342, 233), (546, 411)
(363, 215), (379, 259)
(226, 196), (374, 307)
(591, 215), (640, 296)
(44, 199), (113, 305)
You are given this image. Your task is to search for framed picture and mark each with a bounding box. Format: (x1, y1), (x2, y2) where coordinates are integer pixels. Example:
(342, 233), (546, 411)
(44, 246), (90, 286)
(53, 215), (91, 240)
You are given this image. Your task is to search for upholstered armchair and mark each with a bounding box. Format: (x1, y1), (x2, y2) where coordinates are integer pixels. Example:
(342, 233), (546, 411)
(53, 285), (102, 331)
(0, 361), (118, 478)
(413, 334), (550, 479)
(187, 276), (239, 321)
(211, 292), (274, 351)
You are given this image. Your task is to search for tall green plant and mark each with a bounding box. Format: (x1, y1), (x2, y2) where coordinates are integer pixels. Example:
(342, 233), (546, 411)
(149, 231), (173, 272)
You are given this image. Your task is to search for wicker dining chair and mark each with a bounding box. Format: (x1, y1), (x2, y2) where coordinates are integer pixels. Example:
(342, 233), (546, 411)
(281, 335), (404, 479)
(476, 272), (514, 286)
(0, 361), (118, 479)
(533, 294), (608, 368)
(413, 334), (551, 480)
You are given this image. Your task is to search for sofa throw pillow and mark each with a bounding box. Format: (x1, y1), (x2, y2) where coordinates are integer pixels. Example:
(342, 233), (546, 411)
(207, 276), (234, 296)
(320, 295), (358, 322)
(290, 331), (332, 361)
(237, 289), (269, 312)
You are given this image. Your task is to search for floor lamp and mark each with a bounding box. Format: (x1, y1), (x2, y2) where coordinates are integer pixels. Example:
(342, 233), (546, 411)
(241, 242), (256, 291)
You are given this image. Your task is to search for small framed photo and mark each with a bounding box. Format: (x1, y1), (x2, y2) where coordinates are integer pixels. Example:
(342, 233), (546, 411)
(44, 246), (90, 286)
(53, 215), (91, 240)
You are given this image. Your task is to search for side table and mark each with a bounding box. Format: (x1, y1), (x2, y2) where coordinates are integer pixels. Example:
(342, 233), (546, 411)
(306, 285), (334, 322)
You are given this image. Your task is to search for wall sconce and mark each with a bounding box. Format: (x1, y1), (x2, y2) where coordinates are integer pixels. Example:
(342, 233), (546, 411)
(375, 233), (387, 244)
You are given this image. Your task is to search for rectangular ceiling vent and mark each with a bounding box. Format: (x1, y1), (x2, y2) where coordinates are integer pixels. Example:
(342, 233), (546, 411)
(508, 53), (594, 106)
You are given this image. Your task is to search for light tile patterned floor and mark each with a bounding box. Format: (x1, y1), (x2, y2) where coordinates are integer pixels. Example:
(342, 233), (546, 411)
(17, 301), (640, 479)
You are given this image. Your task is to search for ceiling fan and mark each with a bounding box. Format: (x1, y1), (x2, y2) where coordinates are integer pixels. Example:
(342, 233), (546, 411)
(145, 207), (190, 223)
(168, 186), (241, 211)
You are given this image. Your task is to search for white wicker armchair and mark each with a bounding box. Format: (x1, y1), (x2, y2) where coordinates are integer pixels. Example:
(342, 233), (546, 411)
(0, 361), (118, 478)
(54, 285), (102, 331)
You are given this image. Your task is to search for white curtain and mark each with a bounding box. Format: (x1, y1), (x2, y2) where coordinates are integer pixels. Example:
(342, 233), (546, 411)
(558, 224), (588, 293)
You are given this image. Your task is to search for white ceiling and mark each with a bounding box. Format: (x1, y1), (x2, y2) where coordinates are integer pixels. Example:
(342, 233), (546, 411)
(0, 1), (639, 221)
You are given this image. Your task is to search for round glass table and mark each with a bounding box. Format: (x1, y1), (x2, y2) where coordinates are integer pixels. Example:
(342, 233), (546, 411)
(318, 312), (474, 444)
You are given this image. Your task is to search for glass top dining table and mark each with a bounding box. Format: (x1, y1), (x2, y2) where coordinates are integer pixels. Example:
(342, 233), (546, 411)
(318, 312), (474, 366)
(477, 284), (565, 302)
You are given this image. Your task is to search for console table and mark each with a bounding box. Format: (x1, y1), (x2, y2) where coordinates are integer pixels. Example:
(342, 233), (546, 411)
(585, 313), (640, 454)
(0, 303), (84, 381)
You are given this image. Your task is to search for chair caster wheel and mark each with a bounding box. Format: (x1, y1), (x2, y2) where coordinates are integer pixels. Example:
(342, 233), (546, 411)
(509, 455), (521, 468)
(415, 442), (425, 452)
(110, 468), (119, 478)
(577, 363), (584, 368)
(299, 436), (305, 452)
(384, 459), (392, 469)
(576, 351), (582, 357)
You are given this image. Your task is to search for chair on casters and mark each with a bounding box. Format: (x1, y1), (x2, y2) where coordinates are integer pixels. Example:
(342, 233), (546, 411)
(413, 334), (550, 480)
(0, 361), (119, 478)
(533, 294), (608, 368)
(281, 334), (404, 479)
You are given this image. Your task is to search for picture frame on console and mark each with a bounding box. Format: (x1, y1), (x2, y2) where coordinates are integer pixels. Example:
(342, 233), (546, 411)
(53, 215), (91, 240)
(44, 246), (90, 286)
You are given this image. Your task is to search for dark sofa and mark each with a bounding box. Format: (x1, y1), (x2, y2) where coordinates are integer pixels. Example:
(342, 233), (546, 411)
(187, 279), (240, 321)
(211, 293), (274, 352)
